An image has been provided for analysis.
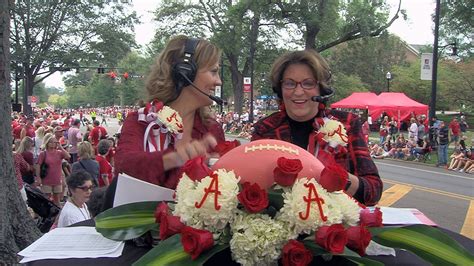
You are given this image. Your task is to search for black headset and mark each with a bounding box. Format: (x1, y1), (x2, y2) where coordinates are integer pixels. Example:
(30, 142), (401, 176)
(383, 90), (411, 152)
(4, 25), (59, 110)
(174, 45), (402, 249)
(172, 38), (199, 97)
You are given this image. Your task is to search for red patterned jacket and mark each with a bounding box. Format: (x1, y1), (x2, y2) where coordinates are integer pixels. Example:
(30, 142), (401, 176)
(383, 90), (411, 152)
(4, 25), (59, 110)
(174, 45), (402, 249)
(252, 109), (382, 206)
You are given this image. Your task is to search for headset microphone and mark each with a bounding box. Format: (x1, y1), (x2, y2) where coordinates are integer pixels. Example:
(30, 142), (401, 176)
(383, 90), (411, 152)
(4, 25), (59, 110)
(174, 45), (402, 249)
(311, 87), (335, 102)
(180, 72), (224, 105)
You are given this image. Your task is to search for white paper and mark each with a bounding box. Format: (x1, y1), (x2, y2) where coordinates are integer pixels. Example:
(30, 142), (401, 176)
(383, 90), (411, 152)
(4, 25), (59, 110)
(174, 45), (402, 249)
(377, 207), (423, 225)
(19, 226), (124, 263)
(113, 173), (175, 207)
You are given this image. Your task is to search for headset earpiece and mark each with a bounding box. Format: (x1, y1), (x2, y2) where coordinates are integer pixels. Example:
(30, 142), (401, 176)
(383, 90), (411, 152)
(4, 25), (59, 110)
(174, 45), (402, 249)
(172, 38), (199, 97)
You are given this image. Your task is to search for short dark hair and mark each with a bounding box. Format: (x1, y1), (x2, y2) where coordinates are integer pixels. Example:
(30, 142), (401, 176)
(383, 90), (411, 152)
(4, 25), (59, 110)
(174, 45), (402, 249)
(67, 171), (93, 189)
(97, 139), (111, 155)
(88, 187), (107, 217)
(270, 49), (332, 99)
(73, 118), (81, 125)
(93, 120), (100, 126)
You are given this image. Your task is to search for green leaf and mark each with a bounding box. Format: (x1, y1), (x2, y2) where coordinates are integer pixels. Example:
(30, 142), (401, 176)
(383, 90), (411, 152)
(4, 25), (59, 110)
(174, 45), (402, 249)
(371, 225), (474, 265)
(95, 201), (160, 240)
(343, 256), (384, 266)
(133, 234), (229, 266)
(303, 239), (361, 258)
(267, 188), (284, 210)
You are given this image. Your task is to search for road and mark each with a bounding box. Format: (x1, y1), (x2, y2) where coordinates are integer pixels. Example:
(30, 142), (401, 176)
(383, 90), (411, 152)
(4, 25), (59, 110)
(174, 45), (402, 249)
(90, 116), (474, 239)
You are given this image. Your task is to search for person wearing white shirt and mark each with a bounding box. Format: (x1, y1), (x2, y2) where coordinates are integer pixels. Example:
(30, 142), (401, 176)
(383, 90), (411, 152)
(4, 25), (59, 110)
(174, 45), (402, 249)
(408, 118), (418, 141)
(57, 171), (93, 228)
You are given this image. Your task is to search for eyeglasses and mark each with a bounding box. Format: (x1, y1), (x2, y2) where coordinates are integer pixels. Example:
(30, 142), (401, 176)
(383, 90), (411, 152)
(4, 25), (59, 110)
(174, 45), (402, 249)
(281, 78), (318, 90)
(76, 185), (94, 192)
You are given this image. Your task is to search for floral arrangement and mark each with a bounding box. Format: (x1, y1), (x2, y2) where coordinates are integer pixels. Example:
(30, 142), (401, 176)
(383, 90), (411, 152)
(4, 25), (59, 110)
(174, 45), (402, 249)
(137, 101), (183, 152)
(95, 140), (474, 265)
(156, 105), (184, 135)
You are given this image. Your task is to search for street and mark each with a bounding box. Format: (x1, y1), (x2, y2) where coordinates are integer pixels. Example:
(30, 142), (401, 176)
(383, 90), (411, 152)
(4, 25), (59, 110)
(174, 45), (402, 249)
(94, 116), (473, 239)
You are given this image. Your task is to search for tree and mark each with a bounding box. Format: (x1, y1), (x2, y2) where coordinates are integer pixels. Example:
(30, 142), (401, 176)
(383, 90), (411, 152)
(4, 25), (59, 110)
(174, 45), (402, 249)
(1, 0), (42, 263)
(273, 0), (404, 51)
(151, 0), (405, 114)
(10, 0), (138, 114)
(439, 0), (473, 58)
(438, 59), (474, 111)
(329, 33), (408, 92)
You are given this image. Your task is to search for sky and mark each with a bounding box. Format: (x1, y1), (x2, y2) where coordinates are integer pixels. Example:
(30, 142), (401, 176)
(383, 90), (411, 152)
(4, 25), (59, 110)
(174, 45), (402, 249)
(44, 0), (437, 88)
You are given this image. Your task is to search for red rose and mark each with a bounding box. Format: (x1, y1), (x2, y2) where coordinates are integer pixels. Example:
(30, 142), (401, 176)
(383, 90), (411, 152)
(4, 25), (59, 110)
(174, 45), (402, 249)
(182, 156), (212, 181)
(237, 182), (268, 213)
(318, 164), (348, 192)
(159, 215), (185, 240)
(273, 157), (303, 186)
(181, 226), (214, 260)
(154, 202), (169, 223)
(315, 224), (348, 254)
(282, 239), (313, 266)
(360, 207), (383, 227)
(214, 140), (240, 156)
(346, 225), (372, 256)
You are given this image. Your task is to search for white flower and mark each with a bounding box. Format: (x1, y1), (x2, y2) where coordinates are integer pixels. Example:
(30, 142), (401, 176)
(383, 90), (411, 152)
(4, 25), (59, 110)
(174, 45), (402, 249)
(157, 106), (183, 134)
(173, 169), (240, 234)
(329, 192), (361, 226)
(230, 212), (293, 266)
(319, 118), (348, 147)
(277, 178), (341, 235)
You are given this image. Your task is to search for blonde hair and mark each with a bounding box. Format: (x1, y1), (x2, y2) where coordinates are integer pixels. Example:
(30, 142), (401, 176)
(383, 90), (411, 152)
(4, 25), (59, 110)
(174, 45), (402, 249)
(78, 141), (94, 160)
(16, 136), (34, 153)
(35, 126), (45, 139)
(145, 35), (221, 104)
(41, 133), (55, 150)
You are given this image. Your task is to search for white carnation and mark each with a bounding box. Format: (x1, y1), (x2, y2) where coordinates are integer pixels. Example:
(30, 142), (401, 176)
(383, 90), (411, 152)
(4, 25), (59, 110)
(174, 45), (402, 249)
(329, 192), (361, 226)
(277, 178), (341, 235)
(157, 106), (183, 134)
(319, 118), (348, 147)
(173, 169), (240, 233)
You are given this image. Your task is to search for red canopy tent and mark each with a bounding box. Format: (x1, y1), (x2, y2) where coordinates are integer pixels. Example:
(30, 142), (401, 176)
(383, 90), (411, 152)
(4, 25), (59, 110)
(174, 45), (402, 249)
(331, 92), (429, 126)
(369, 92), (429, 122)
(330, 92), (380, 109)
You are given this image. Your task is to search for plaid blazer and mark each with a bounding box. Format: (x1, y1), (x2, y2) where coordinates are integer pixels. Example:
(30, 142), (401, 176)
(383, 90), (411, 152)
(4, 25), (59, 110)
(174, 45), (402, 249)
(252, 109), (382, 206)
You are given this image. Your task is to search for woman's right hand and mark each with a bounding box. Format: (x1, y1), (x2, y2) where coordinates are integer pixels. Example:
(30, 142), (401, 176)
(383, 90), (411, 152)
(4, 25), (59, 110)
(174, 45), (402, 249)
(163, 134), (218, 170)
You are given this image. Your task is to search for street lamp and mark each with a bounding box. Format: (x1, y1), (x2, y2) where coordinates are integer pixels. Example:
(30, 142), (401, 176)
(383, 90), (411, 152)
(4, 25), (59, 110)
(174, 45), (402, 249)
(386, 72), (392, 92)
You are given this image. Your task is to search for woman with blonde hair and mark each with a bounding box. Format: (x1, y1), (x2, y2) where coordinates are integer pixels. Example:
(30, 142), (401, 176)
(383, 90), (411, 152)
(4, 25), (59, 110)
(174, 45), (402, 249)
(36, 133), (71, 205)
(33, 126), (46, 162)
(16, 136), (35, 185)
(72, 141), (99, 186)
(103, 36), (225, 210)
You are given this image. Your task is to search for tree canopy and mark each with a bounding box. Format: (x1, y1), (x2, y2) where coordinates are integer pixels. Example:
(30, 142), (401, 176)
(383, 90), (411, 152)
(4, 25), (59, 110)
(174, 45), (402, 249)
(10, 0), (138, 114)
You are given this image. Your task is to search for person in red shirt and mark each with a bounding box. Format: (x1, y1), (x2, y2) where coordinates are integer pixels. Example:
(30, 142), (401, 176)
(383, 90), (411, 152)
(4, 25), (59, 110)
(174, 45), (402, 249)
(102, 36), (225, 211)
(96, 139), (113, 187)
(89, 120), (108, 148)
(449, 117), (461, 145)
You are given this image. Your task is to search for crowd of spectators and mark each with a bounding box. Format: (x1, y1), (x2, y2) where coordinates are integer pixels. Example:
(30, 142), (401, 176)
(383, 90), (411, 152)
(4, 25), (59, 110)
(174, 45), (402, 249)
(10, 106), (132, 229)
(369, 113), (472, 173)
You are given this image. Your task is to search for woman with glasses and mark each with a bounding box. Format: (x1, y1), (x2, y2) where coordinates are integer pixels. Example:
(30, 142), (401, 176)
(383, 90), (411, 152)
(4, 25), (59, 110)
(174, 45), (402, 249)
(57, 171), (93, 227)
(35, 133), (71, 206)
(251, 50), (382, 206)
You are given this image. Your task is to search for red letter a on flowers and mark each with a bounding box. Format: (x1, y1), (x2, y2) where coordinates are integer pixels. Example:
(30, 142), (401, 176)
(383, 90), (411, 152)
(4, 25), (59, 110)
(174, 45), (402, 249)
(298, 183), (328, 221)
(195, 173), (222, 210)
